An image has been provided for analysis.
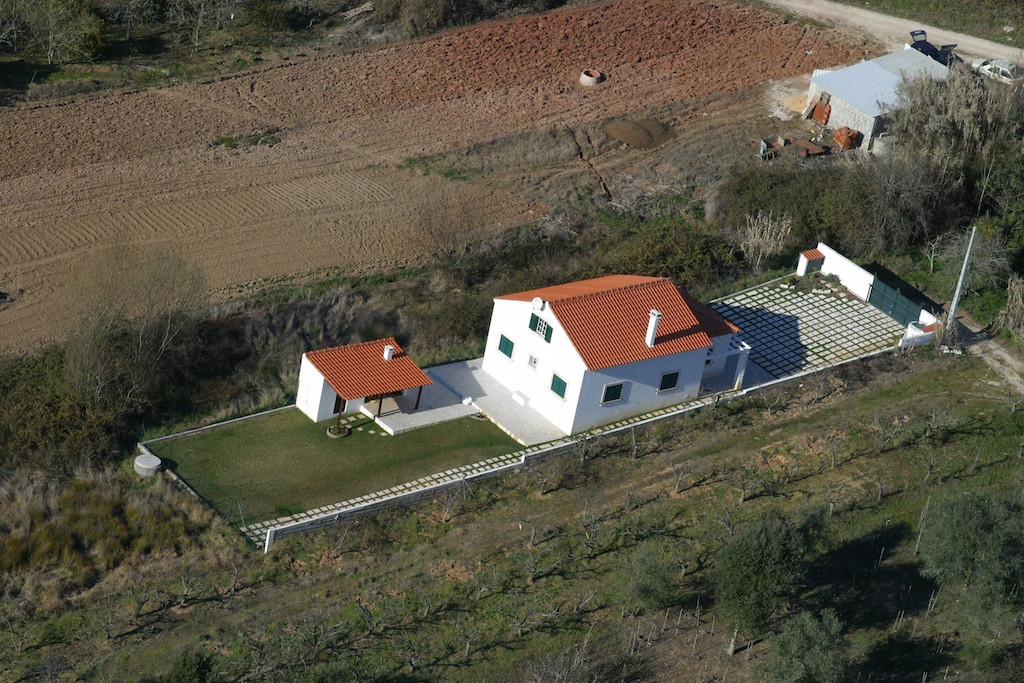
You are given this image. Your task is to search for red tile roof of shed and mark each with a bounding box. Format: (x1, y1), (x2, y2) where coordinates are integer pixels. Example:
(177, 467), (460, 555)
(305, 338), (431, 400)
(802, 248), (825, 261)
(496, 275), (739, 371)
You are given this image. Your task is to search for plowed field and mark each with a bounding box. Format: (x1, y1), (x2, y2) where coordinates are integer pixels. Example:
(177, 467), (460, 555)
(0, 0), (864, 353)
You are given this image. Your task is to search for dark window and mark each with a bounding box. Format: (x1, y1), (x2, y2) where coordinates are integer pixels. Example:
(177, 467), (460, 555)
(498, 335), (514, 358)
(529, 313), (553, 343)
(659, 372), (679, 392)
(602, 383), (624, 404)
(551, 374), (567, 398)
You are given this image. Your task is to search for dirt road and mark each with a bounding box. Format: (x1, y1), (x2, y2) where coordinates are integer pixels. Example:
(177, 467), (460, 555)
(762, 0), (1021, 61)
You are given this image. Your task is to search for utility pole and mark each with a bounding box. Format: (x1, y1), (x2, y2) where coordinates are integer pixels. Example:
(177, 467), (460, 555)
(946, 225), (976, 333)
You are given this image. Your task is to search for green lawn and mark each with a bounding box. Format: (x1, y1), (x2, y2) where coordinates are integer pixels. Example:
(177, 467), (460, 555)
(149, 408), (518, 524)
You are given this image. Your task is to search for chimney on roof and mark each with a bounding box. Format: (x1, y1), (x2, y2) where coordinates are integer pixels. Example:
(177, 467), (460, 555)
(383, 344), (395, 361)
(645, 309), (662, 348)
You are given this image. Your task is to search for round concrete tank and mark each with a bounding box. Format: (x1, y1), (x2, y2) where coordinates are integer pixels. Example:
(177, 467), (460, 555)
(134, 453), (162, 477)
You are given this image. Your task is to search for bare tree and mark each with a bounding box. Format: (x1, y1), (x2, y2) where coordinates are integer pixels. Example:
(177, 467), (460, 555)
(64, 246), (205, 412)
(924, 234), (944, 274)
(413, 185), (484, 268)
(740, 209), (792, 274)
(996, 274), (1024, 337)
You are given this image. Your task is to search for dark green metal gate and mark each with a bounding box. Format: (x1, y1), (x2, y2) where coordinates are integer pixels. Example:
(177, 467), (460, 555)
(868, 280), (922, 327)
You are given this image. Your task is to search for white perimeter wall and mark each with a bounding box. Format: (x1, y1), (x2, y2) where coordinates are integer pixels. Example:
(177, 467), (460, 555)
(571, 348), (705, 433)
(818, 242), (874, 301)
(481, 299), (587, 434)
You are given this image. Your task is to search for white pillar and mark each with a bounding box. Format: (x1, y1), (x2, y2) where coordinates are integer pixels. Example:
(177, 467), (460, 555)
(733, 348), (749, 390)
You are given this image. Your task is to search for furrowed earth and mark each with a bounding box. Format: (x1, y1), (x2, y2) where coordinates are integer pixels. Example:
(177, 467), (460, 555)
(0, 0), (868, 353)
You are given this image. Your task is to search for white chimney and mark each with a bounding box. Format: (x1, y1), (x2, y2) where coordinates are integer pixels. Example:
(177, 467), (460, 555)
(645, 309), (661, 347)
(383, 344), (395, 361)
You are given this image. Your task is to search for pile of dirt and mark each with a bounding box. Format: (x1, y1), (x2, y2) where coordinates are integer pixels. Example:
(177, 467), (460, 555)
(601, 119), (672, 149)
(0, 0), (867, 353)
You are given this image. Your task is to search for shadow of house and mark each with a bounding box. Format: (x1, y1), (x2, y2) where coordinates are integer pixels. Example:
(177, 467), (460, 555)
(708, 304), (806, 380)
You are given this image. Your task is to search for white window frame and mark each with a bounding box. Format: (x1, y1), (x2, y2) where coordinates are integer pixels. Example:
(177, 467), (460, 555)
(658, 371), (680, 394)
(601, 382), (625, 405)
(527, 354), (538, 370)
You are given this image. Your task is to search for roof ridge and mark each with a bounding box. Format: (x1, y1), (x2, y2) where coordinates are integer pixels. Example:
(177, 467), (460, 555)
(308, 337), (398, 355)
(549, 277), (669, 305)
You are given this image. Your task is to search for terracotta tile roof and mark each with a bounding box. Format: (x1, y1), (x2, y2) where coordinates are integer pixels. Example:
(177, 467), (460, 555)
(497, 275), (737, 371)
(305, 338), (431, 400)
(681, 291), (741, 338)
(802, 248), (826, 261)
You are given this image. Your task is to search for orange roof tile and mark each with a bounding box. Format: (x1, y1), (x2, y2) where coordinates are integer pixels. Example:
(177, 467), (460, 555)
(305, 338), (431, 400)
(802, 248), (825, 261)
(682, 291), (741, 338)
(497, 275), (738, 371)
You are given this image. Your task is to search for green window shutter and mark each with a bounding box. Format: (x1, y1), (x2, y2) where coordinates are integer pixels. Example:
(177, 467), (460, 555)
(529, 313), (539, 332)
(551, 374), (567, 398)
(544, 325), (553, 343)
(498, 335), (514, 358)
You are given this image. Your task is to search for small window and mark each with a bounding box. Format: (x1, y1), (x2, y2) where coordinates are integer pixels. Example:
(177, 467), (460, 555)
(705, 359), (713, 366)
(551, 374), (567, 398)
(659, 372), (679, 392)
(528, 355), (538, 369)
(602, 383), (624, 404)
(498, 335), (514, 358)
(529, 313), (554, 343)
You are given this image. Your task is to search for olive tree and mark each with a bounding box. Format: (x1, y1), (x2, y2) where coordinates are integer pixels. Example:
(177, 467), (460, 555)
(762, 610), (852, 683)
(714, 509), (820, 651)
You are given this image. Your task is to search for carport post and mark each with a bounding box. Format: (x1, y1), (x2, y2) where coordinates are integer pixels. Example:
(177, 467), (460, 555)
(415, 385), (423, 410)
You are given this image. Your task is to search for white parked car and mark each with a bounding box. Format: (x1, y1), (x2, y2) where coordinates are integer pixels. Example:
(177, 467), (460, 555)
(972, 58), (1023, 86)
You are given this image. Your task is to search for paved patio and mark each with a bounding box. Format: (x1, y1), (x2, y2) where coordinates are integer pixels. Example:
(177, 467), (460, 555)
(362, 380), (477, 435)
(429, 359), (566, 446)
(711, 283), (905, 380)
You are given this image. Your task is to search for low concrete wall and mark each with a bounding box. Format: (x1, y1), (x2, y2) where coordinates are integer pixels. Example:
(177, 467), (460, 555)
(263, 442), (578, 552)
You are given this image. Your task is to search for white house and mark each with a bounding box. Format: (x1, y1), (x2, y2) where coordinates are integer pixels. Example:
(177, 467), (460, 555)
(296, 337), (432, 423)
(480, 275), (750, 435)
(806, 48), (948, 150)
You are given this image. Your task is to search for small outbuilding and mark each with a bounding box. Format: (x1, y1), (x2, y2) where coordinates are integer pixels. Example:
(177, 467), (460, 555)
(296, 338), (432, 423)
(806, 48), (948, 150)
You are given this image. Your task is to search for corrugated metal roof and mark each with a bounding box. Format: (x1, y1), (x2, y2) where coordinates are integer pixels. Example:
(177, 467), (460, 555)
(305, 338), (431, 400)
(497, 275), (739, 371)
(810, 48), (947, 118)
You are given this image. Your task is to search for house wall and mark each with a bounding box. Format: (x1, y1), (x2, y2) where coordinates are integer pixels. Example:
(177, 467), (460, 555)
(701, 333), (737, 379)
(296, 354), (361, 422)
(481, 299), (588, 434)
(817, 242), (875, 301)
(570, 349), (705, 433)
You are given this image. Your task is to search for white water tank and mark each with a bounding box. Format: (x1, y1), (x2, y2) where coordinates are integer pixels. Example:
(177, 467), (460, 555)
(134, 453), (162, 477)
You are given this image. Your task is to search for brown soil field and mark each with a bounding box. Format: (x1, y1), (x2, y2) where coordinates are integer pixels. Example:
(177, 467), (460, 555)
(0, 0), (867, 354)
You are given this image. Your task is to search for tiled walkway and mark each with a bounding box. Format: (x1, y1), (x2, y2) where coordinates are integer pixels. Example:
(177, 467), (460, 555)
(711, 284), (905, 379)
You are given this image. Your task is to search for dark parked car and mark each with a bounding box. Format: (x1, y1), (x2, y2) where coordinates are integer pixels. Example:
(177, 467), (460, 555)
(909, 30), (962, 66)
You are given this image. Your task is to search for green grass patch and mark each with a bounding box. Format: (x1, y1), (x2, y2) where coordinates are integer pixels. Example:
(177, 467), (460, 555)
(150, 408), (518, 524)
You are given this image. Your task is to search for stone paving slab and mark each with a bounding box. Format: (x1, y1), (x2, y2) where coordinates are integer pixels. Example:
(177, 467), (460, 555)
(711, 284), (904, 380)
